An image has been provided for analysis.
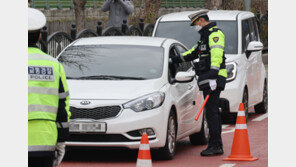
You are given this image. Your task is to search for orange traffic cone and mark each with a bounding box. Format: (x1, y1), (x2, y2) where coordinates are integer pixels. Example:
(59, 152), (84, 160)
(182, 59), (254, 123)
(136, 133), (152, 167)
(223, 103), (258, 161)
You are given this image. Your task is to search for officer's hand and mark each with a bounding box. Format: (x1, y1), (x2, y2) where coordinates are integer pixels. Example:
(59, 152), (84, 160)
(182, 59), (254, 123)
(169, 58), (173, 64)
(53, 142), (66, 167)
(209, 79), (217, 91)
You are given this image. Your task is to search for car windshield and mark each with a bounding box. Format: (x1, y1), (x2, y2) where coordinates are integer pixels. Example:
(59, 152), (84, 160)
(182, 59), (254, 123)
(155, 20), (238, 54)
(58, 45), (164, 80)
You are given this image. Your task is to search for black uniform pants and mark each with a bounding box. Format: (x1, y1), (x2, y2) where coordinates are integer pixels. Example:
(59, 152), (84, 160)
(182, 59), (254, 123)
(203, 89), (223, 148)
(28, 155), (54, 167)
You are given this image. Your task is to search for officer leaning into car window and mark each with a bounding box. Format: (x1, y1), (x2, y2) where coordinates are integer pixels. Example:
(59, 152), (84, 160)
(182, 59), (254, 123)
(169, 9), (227, 156)
(28, 8), (71, 167)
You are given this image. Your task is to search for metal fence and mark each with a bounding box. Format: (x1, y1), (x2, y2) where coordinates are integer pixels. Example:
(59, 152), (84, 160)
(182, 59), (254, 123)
(37, 19), (154, 57)
(31, 0), (205, 9)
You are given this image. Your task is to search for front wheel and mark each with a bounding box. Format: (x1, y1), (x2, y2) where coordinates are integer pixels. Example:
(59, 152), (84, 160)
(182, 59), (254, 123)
(158, 111), (177, 160)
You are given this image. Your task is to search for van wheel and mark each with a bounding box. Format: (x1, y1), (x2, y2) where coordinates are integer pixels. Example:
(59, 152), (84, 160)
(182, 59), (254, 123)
(242, 88), (249, 120)
(222, 88), (248, 124)
(255, 81), (268, 113)
(189, 111), (209, 145)
(158, 111), (177, 160)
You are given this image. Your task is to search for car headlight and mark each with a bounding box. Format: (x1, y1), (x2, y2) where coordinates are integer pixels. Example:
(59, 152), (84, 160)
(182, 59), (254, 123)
(123, 92), (165, 112)
(226, 62), (237, 82)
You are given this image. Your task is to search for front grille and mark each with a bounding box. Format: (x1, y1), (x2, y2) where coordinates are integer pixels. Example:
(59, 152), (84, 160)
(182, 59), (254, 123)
(70, 106), (122, 120)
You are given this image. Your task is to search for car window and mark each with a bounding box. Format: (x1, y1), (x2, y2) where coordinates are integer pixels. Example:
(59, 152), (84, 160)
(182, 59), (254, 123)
(155, 20), (238, 54)
(168, 46), (180, 80)
(175, 44), (193, 71)
(242, 19), (251, 52)
(58, 45), (164, 80)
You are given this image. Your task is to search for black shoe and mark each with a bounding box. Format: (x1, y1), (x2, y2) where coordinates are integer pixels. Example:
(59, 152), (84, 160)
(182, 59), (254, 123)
(200, 146), (224, 156)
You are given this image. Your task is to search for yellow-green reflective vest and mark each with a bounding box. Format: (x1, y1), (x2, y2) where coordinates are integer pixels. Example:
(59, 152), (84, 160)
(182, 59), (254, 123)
(28, 47), (71, 153)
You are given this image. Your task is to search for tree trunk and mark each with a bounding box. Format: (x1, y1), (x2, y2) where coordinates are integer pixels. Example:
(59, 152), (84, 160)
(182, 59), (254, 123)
(74, 0), (87, 32)
(144, 0), (162, 23)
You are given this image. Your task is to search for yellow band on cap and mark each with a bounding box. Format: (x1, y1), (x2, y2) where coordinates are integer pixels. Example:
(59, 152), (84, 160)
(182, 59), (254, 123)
(192, 17), (199, 24)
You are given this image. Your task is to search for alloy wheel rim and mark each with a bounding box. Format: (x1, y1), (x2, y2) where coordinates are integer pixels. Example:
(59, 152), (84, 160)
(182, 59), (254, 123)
(168, 117), (176, 154)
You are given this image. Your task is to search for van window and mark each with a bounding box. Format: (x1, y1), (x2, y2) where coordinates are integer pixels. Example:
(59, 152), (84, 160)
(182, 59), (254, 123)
(252, 17), (260, 41)
(242, 19), (251, 52)
(248, 18), (256, 41)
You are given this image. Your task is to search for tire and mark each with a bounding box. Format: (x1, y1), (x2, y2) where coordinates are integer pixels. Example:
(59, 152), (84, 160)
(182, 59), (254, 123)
(189, 111), (209, 145)
(222, 88), (248, 124)
(158, 111), (177, 160)
(255, 81), (268, 113)
(242, 88), (249, 120)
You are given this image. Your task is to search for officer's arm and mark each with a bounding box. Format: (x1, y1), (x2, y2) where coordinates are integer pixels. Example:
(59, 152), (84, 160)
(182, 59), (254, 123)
(208, 31), (225, 79)
(101, 0), (112, 12)
(56, 64), (71, 142)
(119, 0), (134, 14)
(171, 44), (199, 63)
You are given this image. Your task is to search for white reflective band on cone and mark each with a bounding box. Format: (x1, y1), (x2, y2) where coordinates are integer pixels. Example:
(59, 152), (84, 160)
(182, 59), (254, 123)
(139, 144), (150, 150)
(136, 159), (152, 167)
(235, 124), (247, 129)
(237, 111), (245, 116)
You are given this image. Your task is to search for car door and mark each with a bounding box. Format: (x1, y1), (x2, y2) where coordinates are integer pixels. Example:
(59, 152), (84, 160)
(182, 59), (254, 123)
(174, 44), (201, 134)
(242, 19), (257, 106)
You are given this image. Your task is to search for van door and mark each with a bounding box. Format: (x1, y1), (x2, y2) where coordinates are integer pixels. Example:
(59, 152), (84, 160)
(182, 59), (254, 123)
(242, 19), (256, 106)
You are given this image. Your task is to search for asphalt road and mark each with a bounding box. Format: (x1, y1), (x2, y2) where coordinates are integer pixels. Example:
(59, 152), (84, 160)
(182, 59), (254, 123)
(61, 111), (268, 167)
(61, 54), (268, 167)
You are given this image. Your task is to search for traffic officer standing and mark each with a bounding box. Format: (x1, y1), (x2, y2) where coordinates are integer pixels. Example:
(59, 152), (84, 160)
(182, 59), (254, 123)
(28, 8), (71, 166)
(170, 9), (227, 156)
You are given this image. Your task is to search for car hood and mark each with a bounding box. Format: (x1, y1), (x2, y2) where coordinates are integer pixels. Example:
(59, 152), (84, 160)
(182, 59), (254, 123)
(67, 79), (164, 100)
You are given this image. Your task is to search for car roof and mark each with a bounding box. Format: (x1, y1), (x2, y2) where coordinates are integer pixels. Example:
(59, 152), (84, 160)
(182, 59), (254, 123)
(72, 36), (168, 47)
(159, 10), (254, 22)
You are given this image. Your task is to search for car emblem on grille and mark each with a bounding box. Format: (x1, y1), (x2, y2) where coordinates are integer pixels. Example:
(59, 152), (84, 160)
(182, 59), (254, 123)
(80, 101), (91, 105)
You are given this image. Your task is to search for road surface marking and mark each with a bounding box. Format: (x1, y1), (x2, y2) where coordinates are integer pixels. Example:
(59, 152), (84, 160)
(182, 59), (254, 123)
(252, 113), (268, 121)
(219, 164), (236, 167)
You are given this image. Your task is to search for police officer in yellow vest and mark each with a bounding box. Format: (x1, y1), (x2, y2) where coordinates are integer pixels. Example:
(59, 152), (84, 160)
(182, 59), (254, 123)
(28, 8), (71, 166)
(170, 9), (227, 156)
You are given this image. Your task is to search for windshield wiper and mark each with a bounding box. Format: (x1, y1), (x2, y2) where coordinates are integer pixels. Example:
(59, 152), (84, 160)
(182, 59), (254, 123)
(67, 75), (147, 80)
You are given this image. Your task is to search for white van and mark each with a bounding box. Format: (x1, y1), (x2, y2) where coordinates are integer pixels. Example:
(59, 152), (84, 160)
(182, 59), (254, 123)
(153, 10), (267, 122)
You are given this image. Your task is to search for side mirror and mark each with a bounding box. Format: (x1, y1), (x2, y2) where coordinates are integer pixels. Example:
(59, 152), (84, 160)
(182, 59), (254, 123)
(175, 71), (195, 83)
(247, 41), (263, 52)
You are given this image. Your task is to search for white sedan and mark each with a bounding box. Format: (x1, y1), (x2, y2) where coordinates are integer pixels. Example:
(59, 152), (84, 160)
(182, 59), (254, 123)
(57, 36), (209, 159)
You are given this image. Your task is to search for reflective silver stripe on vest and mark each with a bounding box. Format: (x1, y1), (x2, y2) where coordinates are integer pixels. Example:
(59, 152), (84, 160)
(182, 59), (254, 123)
(28, 145), (56, 152)
(29, 53), (59, 63)
(29, 105), (58, 114)
(210, 66), (220, 71)
(198, 79), (210, 85)
(57, 122), (70, 128)
(59, 91), (69, 99)
(210, 45), (224, 50)
(200, 54), (209, 57)
(29, 87), (59, 96)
